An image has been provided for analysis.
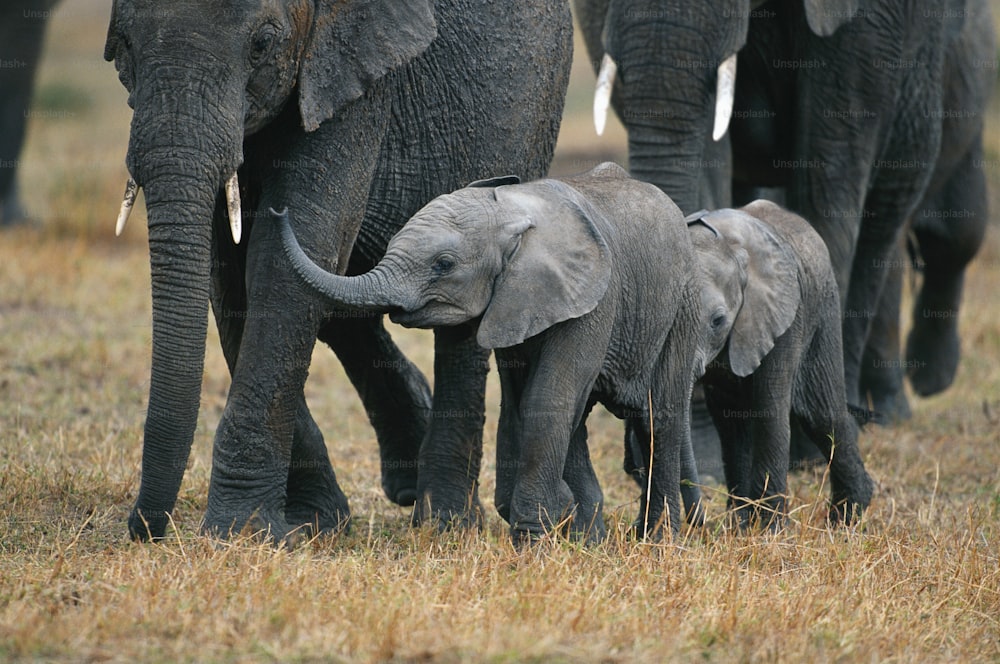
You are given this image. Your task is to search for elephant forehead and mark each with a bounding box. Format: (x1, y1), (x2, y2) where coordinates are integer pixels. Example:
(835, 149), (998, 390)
(394, 215), (463, 248)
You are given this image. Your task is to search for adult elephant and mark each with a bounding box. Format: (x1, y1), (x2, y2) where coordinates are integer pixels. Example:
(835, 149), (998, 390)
(574, 0), (993, 430)
(106, 0), (572, 542)
(0, 0), (61, 225)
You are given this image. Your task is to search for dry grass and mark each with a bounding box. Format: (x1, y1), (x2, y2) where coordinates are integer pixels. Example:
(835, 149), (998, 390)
(2, 0), (1000, 661)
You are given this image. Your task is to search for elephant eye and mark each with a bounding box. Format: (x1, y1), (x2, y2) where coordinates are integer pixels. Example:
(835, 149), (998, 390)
(432, 256), (456, 276)
(711, 312), (727, 329)
(250, 23), (279, 65)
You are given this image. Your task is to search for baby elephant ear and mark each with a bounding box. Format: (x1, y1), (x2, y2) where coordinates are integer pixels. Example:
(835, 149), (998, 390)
(477, 180), (612, 349)
(704, 208), (801, 377)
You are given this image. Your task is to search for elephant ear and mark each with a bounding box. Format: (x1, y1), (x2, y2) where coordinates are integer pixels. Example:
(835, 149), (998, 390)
(803, 0), (862, 37)
(477, 180), (612, 349)
(298, 0), (437, 131)
(702, 209), (801, 377)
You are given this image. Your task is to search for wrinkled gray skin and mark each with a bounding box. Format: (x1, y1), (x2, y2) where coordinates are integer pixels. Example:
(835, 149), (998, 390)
(629, 201), (875, 528)
(574, 0), (994, 430)
(280, 163), (704, 542)
(106, 0), (572, 542)
(0, 0), (61, 225)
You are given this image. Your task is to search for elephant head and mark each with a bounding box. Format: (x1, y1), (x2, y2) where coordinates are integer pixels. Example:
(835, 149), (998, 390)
(575, 0), (863, 212)
(104, 0), (437, 537)
(278, 176), (613, 349)
(689, 206), (801, 377)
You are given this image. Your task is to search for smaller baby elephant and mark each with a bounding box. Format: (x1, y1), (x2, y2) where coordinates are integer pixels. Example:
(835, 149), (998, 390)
(665, 201), (874, 528)
(279, 162), (703, 543)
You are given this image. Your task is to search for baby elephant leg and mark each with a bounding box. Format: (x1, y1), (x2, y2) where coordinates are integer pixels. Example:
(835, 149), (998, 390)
(797, 329), (875, 524)
(625, 417), (704, 527)
(563, 418), (606, 543)
(744, 356), (797, 531)
(506, 403), (580, 544)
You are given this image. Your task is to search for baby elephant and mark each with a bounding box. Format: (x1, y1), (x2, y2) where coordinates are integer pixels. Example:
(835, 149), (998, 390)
(279, 162), (703, 542)
(640, 201), (874, 528)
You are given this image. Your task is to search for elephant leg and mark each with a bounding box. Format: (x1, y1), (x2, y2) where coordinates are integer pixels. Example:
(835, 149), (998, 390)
(841, 191), (924, 408)
(906, 140), (989, 396)
(493, 354), (528, 525)
(794, 327), (874, 525)
(203, 105), (387, 542)
(318, 314), (431, 507)
(412, 324), (489, 529)
(702, 374), (752, 512)
(678, 418), (705, 527)
(626, 412), (702, 527)
(0, 5), (48, 225)
(563, 410), (607, 543)
(743, 347), (801, 532)
(858, 237), (911, 421)
(284, 396), (351, 534)
(688, 388), (723, 484)
(636, 326), (696, 540)
(506, 337), (600, 544)
(209, 189), (349, 538)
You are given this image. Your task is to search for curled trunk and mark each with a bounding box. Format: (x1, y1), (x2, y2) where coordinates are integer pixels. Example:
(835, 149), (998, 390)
(277, 209), (402, 312)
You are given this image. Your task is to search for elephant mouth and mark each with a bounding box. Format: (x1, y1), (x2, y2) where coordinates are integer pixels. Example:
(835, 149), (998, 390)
(389, 303), (472, 329)
(388, 309), (433, 328)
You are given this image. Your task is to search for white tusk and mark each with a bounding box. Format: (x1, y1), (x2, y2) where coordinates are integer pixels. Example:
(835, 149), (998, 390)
(115, 178), (139, 237)
(225, 172), (242, 244)
(712, 54), (737, 142)
(593, 53), (618, 137)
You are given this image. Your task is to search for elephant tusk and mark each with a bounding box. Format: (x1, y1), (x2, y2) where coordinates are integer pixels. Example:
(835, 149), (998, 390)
(712, 54), (737, 142)
(593, 53), (618, 137)
(225, 172), (242, 244)
(115, 178), (139, 237)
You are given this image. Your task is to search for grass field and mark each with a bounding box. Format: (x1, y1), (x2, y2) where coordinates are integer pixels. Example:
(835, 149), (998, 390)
(2, 1), (999, 661)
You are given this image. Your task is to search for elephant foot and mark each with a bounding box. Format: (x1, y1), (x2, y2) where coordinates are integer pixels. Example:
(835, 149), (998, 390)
(828, 475), (874, 527)
(681, 482), (706, 528)
(128, 506), (172, 542)
(505, 481), (577, 544)
(729, 495), (786, 533)
(0, 194), (32, 227)
(906, 321), (960, 397)
(285, 453), (352, 536)
(864, 383), (911, 423)
(202, 505), (297, 545)
(568, 503), (607, 544)
(411, 487), (485, 531)
(629, 517), (667, 542)
(381, 459), (419, 507)
(284, 488), (351, 537)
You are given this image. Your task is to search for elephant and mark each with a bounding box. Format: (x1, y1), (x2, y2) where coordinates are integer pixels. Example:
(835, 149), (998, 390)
(627, 201), (875, 528)
(105, 0), (573, 542)
(574, 0), (994, 463)
(278, 162), (705, 542)
(0, 0), (61, 225)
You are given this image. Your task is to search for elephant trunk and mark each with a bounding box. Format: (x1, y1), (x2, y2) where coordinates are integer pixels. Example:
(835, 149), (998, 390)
(620, 56), (725, 213)
(125, 56), (244, 541)
(600, 3), (742, 213)
(277, 209), (408, 312)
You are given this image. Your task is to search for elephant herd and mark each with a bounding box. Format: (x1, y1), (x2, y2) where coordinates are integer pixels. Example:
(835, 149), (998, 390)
(3, 0), (994, 544)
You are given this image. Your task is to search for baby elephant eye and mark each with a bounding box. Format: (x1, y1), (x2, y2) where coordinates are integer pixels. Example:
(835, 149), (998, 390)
(432, 256), (456, 275)
(711, 313), (727, 329)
